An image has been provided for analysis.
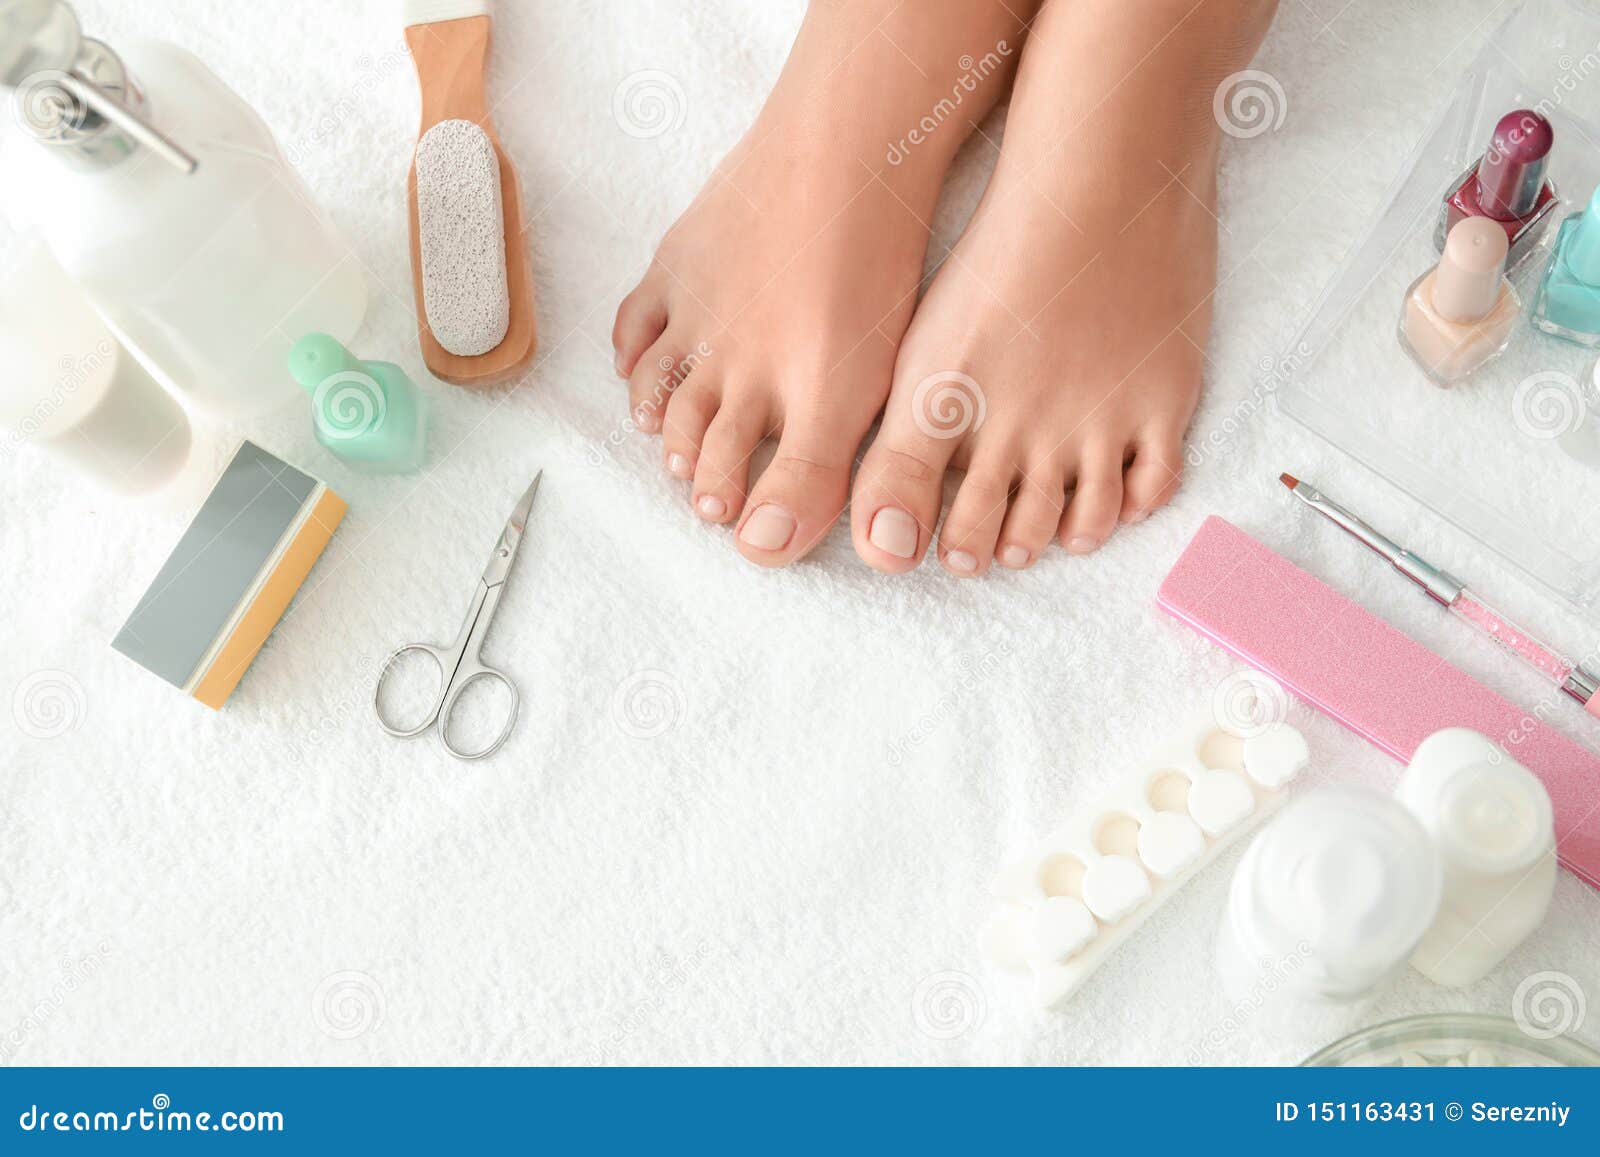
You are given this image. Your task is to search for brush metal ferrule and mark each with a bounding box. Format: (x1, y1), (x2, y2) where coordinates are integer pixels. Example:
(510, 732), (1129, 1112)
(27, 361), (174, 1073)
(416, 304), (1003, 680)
(1289, 481), (1463, 605)
(1563, 666), (1599, 708)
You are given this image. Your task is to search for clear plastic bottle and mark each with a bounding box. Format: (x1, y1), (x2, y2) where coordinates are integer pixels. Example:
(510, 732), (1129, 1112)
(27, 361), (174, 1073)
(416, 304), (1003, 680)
(1, 3), (367, 419)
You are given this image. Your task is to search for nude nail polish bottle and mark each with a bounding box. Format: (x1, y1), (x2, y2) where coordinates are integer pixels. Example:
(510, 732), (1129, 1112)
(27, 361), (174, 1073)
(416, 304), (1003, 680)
(1436, 109), (1557, 268)
(1400, 217), (1520, 386)
(1531, 183), (1600, 346)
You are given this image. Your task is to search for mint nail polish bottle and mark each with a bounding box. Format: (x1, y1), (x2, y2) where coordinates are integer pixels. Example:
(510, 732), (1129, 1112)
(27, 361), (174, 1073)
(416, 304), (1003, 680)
(1531, 184), (1600, 346)
(288, 334), (428, 473)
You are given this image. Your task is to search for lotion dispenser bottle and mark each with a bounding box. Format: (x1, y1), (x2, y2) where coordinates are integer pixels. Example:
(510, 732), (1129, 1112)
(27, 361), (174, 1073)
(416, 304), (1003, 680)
(0, 0), (367, 419)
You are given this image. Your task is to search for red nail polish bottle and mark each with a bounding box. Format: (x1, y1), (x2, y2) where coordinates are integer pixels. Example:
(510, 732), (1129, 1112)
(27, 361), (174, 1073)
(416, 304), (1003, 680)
(1436, 109), (1558, 267)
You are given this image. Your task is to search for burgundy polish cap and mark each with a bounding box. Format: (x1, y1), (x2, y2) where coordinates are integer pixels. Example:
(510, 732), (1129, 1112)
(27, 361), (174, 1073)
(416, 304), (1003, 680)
(1476, 109), (1553, 219)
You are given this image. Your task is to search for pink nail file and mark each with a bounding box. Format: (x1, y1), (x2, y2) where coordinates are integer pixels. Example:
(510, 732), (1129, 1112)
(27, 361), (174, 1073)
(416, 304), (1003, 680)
(1157, 516), (1600, 891)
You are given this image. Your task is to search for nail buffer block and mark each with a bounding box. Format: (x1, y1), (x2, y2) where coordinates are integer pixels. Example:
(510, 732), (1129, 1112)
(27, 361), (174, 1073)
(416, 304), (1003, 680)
(112, 441), (346, 709)
(1157, 515), (1600, 890)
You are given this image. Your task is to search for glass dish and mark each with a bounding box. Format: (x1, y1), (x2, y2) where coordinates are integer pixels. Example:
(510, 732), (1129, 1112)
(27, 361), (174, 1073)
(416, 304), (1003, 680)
(1303, 1013), (1600, 1067)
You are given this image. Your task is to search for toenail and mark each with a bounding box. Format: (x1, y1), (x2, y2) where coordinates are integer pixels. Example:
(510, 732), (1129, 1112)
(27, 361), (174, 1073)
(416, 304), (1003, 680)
(1067, 536), (1099, 554)
(999, 545), (1031, 569)
(1126, 508), (1150, 523)
(696, 494), (727, 520)
(666, 452), (693, 478)
(615, 352), (629, 378)
(739, 504), (797, 551)
(634, 404), (661, 432)
(868, 508), (919, 559)
(946, 550), (978, 574)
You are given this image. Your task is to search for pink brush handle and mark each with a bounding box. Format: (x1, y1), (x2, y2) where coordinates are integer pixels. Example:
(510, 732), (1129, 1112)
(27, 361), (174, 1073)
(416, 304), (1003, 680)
(1158, 516), (1600, 891)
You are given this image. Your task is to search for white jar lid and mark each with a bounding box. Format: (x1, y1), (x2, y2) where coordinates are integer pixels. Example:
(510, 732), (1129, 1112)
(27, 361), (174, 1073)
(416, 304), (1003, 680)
(1399, 731), (1553, 875)
(1227, 787), (1442, 1000)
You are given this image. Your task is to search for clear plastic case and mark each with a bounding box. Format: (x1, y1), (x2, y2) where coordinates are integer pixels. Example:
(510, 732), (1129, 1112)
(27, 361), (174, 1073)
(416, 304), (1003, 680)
(1279, 0), (1600, 619)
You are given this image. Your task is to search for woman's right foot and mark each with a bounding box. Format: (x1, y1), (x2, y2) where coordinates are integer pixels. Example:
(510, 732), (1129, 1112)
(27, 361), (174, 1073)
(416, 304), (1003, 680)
(612, 0), (1035, 567)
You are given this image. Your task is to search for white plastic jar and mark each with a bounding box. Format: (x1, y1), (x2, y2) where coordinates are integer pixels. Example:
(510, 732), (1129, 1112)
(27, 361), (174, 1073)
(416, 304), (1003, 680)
(1217, 786), (1442, 1005)
(0, 234), (190, 493)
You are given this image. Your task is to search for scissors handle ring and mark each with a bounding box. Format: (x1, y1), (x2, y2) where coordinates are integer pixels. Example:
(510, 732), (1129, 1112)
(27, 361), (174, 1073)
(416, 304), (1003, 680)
(373, 642), (451, 737)
(438, 665), (521, 761)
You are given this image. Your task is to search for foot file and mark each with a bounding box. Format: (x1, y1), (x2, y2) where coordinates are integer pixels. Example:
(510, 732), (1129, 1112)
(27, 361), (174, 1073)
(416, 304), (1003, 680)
(404, 0), (536, 385)
(111, 441), (346, 709)
(1157, 516), (1600, 890)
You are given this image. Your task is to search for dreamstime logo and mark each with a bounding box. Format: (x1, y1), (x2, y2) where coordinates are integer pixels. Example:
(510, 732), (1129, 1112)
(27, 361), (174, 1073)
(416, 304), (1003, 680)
(611, 669), (685, 739)
(11, 69), (89, 143)
(886, 643), (1011, 767)
(911, 970), (986, 1040)
(313, 371), (387, 440)
(612, 70), (686, 139)
(285, 655), (381, 766)
(1512, 370), (1587, 440)
(1211, 669), (1288, 740)
(0, 942), (113, 1062)
(1186, 940), (1312, 1063)
(283, 44), (411, 166)
(910, 371), (986, 440)
(886, 40), (1014, 165)
(1512, 970), (1586, 1040)
(2, 341), (115, 462)
(1186, 341), (1312, 468)
(589, 341), (713, 466)
(311, 971), (386, 1040)
(1213, 69), (1287, 139)
(12, 670), (86, 739)
(590, 940), (716, 1063)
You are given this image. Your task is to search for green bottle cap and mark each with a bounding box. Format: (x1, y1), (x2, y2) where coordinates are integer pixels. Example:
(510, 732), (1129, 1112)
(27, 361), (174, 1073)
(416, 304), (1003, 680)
(288, 332), (362, 394)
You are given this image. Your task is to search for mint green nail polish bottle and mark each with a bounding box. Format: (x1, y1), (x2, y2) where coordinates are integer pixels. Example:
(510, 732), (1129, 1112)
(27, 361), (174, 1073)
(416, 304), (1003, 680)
(288, 333), (428, 473)
(1531, 184), (1600, 346)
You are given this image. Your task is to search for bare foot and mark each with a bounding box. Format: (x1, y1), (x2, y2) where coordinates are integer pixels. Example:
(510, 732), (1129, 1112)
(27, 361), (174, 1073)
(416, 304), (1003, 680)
(612, 0), (1035, 566)
(850, 0), (1278, 575)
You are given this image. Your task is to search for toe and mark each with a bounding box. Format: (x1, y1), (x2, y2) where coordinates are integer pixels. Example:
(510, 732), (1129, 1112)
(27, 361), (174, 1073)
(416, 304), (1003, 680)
(1058, 445), (1126, 554)
(1120, 427), (1185, 524)
(692, 390), (770, 525)
(734, 434), (855, 567)
(612, 276), (669, 379)
(937, 460), (1015, 577)
(627, 333), (687, 435)
(995, 470), (1066, 569)
(660, 378), (720, 481)
(850, 429), (961, 573)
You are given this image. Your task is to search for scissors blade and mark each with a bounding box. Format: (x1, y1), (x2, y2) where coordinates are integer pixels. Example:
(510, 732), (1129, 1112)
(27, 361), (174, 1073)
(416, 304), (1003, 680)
(481, 472), (542, 587)
(508, 471), (542, 532)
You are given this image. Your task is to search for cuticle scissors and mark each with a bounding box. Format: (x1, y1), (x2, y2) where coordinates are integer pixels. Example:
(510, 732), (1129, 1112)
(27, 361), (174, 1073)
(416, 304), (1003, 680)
(373, 473), (541, 760)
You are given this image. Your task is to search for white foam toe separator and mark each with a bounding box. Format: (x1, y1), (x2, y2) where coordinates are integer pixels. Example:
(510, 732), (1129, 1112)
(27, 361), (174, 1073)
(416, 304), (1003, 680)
(984, 678), (1310, 1010)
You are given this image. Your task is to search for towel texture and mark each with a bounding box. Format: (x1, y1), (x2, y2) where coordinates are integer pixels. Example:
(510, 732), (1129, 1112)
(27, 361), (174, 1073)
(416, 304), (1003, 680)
(3, 0), (1597, 1064)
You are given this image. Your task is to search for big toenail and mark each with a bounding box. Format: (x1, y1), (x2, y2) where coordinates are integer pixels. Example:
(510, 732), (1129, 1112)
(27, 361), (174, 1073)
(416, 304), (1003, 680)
(666, 452), (693, 477)
(1067, 536), (1099, 554)
(696, 495), (728, 520)
(946, 550), (978, 574)
(999, 545), (1031, 569)
(739, 504), (796, 551)
(868, 508), (919, 559)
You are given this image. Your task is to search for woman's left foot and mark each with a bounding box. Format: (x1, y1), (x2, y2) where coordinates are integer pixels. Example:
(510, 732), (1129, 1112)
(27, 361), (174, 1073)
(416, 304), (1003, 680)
(850, 0), (1277, 576)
